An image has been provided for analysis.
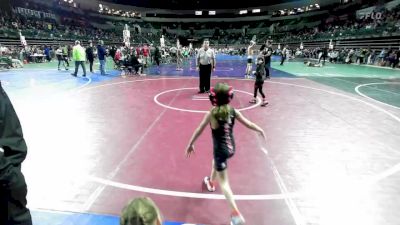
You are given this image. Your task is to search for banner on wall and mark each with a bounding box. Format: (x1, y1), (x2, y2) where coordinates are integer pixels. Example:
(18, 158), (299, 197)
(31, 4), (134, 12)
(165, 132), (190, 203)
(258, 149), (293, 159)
(15, 7), (56, 19)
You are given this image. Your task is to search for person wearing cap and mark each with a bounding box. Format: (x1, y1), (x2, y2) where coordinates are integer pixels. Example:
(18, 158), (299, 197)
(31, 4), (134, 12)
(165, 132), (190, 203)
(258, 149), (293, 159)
(71, 40), (86, 77)
(0, 81), (33, 225)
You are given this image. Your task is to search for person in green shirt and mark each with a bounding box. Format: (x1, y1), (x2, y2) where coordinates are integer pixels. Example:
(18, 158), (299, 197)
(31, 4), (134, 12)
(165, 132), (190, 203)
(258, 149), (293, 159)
(71, 40), (86, 77)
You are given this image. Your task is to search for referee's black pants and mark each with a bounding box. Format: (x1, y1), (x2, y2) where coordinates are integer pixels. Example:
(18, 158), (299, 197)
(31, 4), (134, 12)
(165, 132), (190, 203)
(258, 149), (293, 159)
(0, 169), (32, 225)
(199, 64), (212, 93)
(88, 57), (94, 72)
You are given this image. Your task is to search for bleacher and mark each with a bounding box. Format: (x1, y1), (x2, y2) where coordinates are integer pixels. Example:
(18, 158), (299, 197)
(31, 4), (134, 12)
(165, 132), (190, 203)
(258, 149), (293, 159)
(1, 0), (397, 48)
(286, 36), (400, 51)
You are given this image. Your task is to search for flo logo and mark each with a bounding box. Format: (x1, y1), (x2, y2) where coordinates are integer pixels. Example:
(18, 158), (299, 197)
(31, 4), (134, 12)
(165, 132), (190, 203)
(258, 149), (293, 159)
(361, 12), (383, 20)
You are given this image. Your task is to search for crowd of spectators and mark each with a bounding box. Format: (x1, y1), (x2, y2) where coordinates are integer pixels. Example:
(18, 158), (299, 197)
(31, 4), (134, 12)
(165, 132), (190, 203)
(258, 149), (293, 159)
(2, 0), (399, 46)
(276, 4), (400, 43)
(287, 46), (400, 68)
(0, 11), (121, 42)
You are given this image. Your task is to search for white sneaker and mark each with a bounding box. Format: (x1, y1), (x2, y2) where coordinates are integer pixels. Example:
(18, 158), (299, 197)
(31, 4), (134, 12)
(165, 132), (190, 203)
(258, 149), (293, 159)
(203, 176), (216, 192)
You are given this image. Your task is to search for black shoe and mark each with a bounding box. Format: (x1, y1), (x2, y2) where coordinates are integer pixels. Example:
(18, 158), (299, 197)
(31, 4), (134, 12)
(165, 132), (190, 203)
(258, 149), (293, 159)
(83, 74), (86, 77)
(198, 91), (205, 94)
(71, 73), (77, 77)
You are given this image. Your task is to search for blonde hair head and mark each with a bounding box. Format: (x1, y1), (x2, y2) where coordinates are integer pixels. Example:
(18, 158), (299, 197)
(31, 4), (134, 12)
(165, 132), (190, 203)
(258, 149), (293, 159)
(211, 82), (232, 121)
(120, 197), (161, 225)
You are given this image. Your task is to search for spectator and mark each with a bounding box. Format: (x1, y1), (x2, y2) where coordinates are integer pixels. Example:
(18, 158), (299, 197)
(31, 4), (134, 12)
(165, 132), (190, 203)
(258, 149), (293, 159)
(388, 50), (398, 68)
(10, 56), (24, 68)
(109, 46), (116, 61)
(396, 49), (400, 68)
(280, 45), (288, 65)
(114, 48), (122, 67)
(56, 45), (68, 70)
(142, 44), (150, 68)
(150, 44), (156, 64)
(44, 45), (51, 62)
(154, 46), (161, 71)
(367, 50), (376, 65)
(378, 48), (387, 64)
(130, 53), (143, 75)
(97, 40), (107, 75)
(329, 50), (339, 63)
(86, 41), (95, 73)
(62, 45), (70, 67)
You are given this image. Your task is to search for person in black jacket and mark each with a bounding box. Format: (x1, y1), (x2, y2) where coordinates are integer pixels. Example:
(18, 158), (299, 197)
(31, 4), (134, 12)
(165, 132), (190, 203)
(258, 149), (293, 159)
(97, 40), (107, 75)
(0, 81), (32, 225)
(86, 41), (95, 73)
(109, 46), (116, 62)
(154, 46), (161, 73)
(131, 54), (143, 75)
(280, 45), (288, 66)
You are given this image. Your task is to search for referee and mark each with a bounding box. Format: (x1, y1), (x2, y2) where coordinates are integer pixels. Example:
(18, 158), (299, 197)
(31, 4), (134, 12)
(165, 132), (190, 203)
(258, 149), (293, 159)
(196, 39), (216, 93)
(262, 41), (273, 78)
